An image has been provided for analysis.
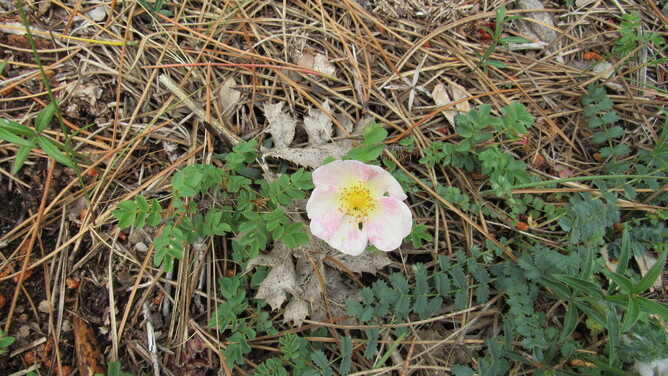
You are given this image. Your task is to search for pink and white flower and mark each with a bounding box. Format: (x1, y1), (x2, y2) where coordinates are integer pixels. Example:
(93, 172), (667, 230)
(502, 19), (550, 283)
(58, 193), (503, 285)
(306, 160), (412, 255)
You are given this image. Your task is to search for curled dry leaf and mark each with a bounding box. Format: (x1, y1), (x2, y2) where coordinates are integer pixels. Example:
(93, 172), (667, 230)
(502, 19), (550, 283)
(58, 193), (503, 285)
(432, 81), (470, 129)
(73, 316), (105, 376)
(86, 5), (108, 22)
(331, 252), (392, 275)
(264, 102), (296, 149)
(293, 253), (358, 325)
(303, 101), (333, 146)
(218, 76), (241, 115)
(514, 0), (557, 44)
(263, 144), (350, 169)
(432, 83), (453, 124)
(246, 243), (302, 311)
(262, 101), (360, 168)
(296, 52), (336, 77)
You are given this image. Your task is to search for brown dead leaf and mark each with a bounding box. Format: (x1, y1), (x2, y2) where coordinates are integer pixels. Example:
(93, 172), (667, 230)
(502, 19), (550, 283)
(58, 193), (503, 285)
(431, 83), (453, 125)
(262, 102), (358, 168)
(218, 76), (240, 115)
(531, 154), (546, 169)
(264, 102), (296, 149)
(330, 252), (392, 275)
(303, 101), (333, 146)
(73, 316), (105, 376)
(296, 52), (336, 77)
(432, 81), (470, 129)
(246, 243), (301, 311)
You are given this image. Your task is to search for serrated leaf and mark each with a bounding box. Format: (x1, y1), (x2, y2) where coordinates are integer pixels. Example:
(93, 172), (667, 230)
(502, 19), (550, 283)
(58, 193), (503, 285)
(395, 295), (411, 319)
(435, 272), (451, 298)
(389, 273), (409, 294)
(413, 263), (429, 295)
(347, 144), (384, 163)
(454, 289), (468, 310)
(311, 350), (331, 374)
(451, 364), (475, 376)
(450, 265), (467, 288)
(340, 336), (353, 375)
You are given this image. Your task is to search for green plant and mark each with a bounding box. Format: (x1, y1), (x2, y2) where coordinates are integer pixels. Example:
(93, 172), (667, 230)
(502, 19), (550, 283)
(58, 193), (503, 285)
(472, 5), (531, 72)
(208, 273), (279, 369)
(98, 361), (132, 376)
(613, 12), (665, 58)
(582, 84), (629, 162)
(0, 102), (76, 174)
(582, 84), (668, 203)
(419, 102), (539, 218)
(0, 329), (14, 355)
(346, 251), (497, 361)
(344, 120), (387, 163)
(112, 140), (313, 271)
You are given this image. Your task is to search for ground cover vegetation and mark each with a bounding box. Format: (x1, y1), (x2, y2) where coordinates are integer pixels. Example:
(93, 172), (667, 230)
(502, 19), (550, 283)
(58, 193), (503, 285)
(0, 0), (666, 375)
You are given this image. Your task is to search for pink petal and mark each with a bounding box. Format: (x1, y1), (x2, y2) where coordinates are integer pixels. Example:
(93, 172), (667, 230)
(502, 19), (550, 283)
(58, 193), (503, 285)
(364, 165), (407, 200)
(364, 197), (412, 251)
(325, 217), (368, 255)
(313, 160), (371, 188)
(307, 185), (346, 239)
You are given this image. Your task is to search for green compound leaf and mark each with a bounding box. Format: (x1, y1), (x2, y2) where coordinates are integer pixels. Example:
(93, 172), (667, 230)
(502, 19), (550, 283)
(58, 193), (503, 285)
(311, 350), (333, 376)
(339, 336), (353, 375)
(451, 364), (475, 376)
(363, 123), (387, 145)
(112, 200), (137, 228)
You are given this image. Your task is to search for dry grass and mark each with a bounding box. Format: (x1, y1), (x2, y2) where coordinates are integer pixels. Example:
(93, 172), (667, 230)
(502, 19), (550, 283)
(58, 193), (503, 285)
(0, 0), (666, 375)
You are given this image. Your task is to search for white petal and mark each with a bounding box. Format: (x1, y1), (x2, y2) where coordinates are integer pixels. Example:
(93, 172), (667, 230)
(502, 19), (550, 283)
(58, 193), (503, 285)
(365, 164), (407, 200)
(312, 160), (371, 188)
(307, 185), (345, 239)
(325, 216), (368, 256)
(365, 197), (412, 251)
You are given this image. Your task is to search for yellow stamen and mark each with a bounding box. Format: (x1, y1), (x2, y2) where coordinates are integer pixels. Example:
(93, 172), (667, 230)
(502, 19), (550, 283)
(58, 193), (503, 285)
(337, 182), (376, 222)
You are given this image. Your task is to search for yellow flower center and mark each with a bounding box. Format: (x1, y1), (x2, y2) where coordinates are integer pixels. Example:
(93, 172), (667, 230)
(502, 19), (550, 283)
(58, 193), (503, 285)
(338, 182), (376, 221)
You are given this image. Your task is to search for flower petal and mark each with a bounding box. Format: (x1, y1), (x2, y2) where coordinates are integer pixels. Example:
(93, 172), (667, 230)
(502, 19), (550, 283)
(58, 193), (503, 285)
(313, 160), (371, 188)
(364, 165), (407, 200)
(307, 185), (346, 239)
(365, 197), (412, 251)
(325, 216), (368, 256)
